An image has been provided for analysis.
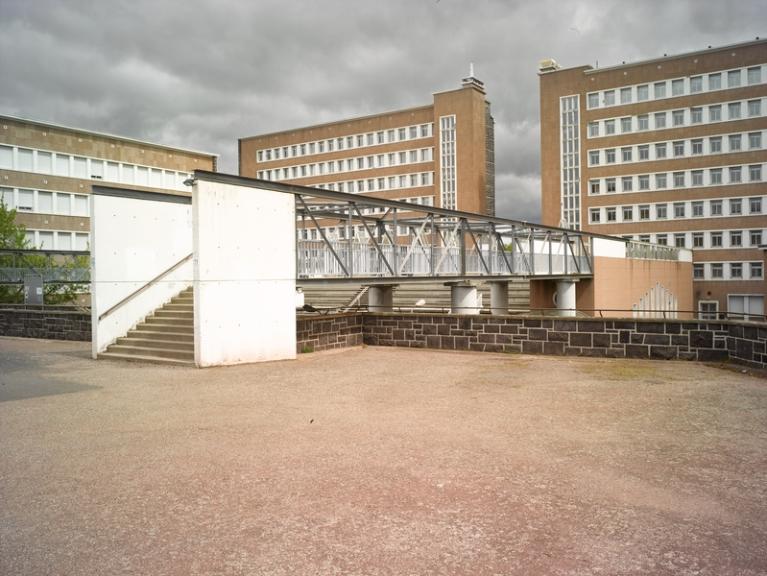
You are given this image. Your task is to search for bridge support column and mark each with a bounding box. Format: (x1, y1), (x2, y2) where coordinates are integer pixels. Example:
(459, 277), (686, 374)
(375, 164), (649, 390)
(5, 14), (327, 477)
(556, 280), (577, 317)
(368, 284), (396, 312)
(488, 281), (509, 315)
(446, 282), (480, 315)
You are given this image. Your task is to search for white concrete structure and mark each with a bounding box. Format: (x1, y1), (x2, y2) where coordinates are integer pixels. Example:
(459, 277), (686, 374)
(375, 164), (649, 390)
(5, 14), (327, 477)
(192, 179), (296, 366)
(555, 280), (577, 317)
(368, 285), (396, 312)
(488, 281), (509, 315)
(90, 188), (193, 358)
(448, 282), (480, 314)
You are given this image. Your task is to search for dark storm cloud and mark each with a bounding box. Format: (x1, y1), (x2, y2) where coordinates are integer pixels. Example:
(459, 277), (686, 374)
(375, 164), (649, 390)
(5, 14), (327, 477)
(0, 0), (762, 221)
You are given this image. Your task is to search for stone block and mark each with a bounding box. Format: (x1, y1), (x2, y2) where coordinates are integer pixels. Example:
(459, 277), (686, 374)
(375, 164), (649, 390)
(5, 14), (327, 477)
(689, 331), (713, 349)
(528, 328), (548, 341)
(593, 333), (611, 347)
(553, 320), (577, 332)
(522, 341), (543, 354)
(543, 341), (565, 356)
(697, 348), (728, 362)
(643, 334), (670, 345)
(650, 346), (677, 360)
(570, 332), (591, 347)
(636, 322), (665, 334)
(626, 344), (649, 358)
(577, 321), (605, 333)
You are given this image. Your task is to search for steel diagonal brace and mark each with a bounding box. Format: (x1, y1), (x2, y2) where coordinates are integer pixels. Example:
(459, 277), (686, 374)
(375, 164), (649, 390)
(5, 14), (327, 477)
(352, 203), (395, 277)
(467, 226), (490, 274)
(298, 195), (349, 277)
(434, 220), (462, 274)
(398, 220), (430, 275)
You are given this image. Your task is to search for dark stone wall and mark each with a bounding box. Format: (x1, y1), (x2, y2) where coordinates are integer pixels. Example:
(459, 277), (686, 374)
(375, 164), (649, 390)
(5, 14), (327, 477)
(0, 308), (91, 341)
(296, 313), (363, 353)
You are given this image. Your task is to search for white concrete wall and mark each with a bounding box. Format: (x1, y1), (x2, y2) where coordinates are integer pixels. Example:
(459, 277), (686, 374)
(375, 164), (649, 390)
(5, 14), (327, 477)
(193, 179), (296, 366)
(592, 237), (627, 259)
(91, 191), (192, 357)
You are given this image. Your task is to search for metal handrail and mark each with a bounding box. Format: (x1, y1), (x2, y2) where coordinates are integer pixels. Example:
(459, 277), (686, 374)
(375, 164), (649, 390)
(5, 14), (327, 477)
(98, 253), (193, 321)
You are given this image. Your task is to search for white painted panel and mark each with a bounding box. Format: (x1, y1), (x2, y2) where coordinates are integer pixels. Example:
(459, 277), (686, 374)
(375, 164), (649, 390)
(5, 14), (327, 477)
(592, 237), (627, 258)
(193, 179), (296, 366)
(91, 193), (192, 357)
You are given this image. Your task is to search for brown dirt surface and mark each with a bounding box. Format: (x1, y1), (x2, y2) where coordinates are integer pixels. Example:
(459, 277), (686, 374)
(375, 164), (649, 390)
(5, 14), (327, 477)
(1, 337), (766, 575)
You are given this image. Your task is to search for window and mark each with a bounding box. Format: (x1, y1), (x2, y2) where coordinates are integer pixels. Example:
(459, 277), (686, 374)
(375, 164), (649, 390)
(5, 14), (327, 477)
(693, 232), (704, 248)
(606, 178), (616, 193)
(638, 145), (649, 160)
(638, 174), (650, 190)
(692, 201), (704, 216)
(421, 124), (430, 137)
(37, 191), (52, 213)
(604, 119), (615, 135)
(605, 149), (616, 163)
(589, 150), (600, 165)
(710, 168), (723, 184)
(708, 73), (722, 90)
(728, 102), (741, 120)
(730, 166), (742, 183)
(656, 203), (668, 219)
(752, 262), (764, 279)
(690, 75), (703, 93)
(730, 263), (743, 279)
(590, 180), (600, 194)
(690, 107), (703, 124)
(621, 147), (632, 162)
(750, 165), (763, 182)
(727, 69), (741, 88)
(750, 197), (762, 214)
(750, 230), (762, 246)
(409, 126), (418, 139)
(590, 208), (601, 223)
(657, 234), (668, 246)
(588, 122), (599, 137)
(17, 189), (33, 211)
(37, 151), (52, 174)
(673, 172), (685, 188)
(620, 87), (632, 104)
(710, 200), (723, 216)
(710, 136), (722, 153)
(655, 142), (667, 159)
(672, 110), (685, 126)
(673, 141), (685, 157)
(749, 132), (762, 149)
(694, 265), (705, 280)
(729, 295), (765, 321)
(0, 146), (12, 170)
(606, 207), (617, 222)
(638, 235), (651, 243)
(748, 99), (762, 117)
(655, 173), (668, 189)
(639, 205), (650, 220)
(672, 78), (684, 96)
(603, 90), (615, 106)
(398, 128), (406, 140)
(731, 231), (743, 247)
(729, 134), (742, 151)
(622, 176), (633, 192)
(709, 105), (722, 122)
(747, 66), (762, 85)
(654, 111), (667, 129)
(637, 114), (649, 131)
(692, 170), (704, 186)
(730, 198), (742, 215)
(621, 117), (632, 133)
(674, 202), (686, 218)
(18, 148), (33, 171)
(622, 206), (633, 221)
(587, 93), (599, 108)
(637, 84), (649, 101)
(711, 232), (723, 247)
(674, 234), (686, 248)
(711, 263), (724, 278)
(654, 81), (666, 99)
(691, 139), (703, 156)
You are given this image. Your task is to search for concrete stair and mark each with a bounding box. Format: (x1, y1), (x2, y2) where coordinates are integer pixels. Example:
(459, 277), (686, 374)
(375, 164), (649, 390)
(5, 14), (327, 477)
(298, 279), (530, 313)
(99, 287), (195, 365)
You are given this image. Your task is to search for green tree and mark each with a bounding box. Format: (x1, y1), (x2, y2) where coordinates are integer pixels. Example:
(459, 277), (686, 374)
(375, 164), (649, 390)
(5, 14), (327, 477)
(0, 200), (28, 250)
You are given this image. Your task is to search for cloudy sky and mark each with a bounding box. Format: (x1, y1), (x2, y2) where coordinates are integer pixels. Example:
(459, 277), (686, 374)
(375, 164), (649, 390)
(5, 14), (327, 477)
(0, 0), (762, 221)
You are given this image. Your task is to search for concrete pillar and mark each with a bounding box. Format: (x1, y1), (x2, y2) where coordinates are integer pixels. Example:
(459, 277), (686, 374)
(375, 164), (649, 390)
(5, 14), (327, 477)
(368, 284), (396, 312)
(556, 280), (577, 317)
(488, 281), (509, 316)
(447, 282), (480, 315)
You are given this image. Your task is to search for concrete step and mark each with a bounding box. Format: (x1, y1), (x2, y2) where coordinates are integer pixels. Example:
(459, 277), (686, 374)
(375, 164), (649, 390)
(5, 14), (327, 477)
(163, 303), (194, 311)
(127, 328), (194, 342)
(104, 344), (194, 361)
(153, 309), (193, 319)
(98, 352), (195, 366)
(133, 322), (194, 333)
(144, 316), (193, 326)
(116, 337), (194, 351)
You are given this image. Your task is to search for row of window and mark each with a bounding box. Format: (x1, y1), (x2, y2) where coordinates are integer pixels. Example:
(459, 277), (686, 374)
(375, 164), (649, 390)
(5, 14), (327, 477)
(586, 63), (764, 109)
(693, 261), (763, 281)
(589, 196), (764, 224)
(308, 171), (434, 194)
(0, 187), (89, 217)
(0, 143), (192, 191)
(256, 147), (434, 181)
(24, 229), (89, 251)
(588, 130), (762, 167)
(587, 97), (763, 138)
(634, 228), (765, 250)
(256, 123), (435, 162)
(588, 164), (765, 195)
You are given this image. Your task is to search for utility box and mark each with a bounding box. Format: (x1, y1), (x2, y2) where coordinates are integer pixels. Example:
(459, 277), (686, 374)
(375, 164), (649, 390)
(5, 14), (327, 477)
(24, 274), (44, 305)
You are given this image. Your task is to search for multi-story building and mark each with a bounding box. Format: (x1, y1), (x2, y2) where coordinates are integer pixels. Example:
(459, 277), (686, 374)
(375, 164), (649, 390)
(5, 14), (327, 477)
(539, 39), (767, 319)
(0, 114), (217, 251)
(239, 74), (495, 226)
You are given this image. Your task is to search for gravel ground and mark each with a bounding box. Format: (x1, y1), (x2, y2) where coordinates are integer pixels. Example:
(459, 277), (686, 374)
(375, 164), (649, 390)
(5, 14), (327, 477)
(1, 336), (766, 576)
